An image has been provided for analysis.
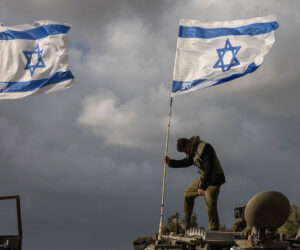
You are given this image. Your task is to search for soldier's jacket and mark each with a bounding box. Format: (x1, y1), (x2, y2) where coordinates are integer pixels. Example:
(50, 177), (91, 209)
(169, 136), (225, 190)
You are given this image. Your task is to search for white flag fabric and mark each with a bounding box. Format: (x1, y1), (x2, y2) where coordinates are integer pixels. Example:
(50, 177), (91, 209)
(172, 16), (279, 96)
(0, 20), (74, 99)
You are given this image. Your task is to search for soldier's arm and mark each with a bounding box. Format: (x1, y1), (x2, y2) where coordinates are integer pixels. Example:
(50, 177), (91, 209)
(165, 155), (193, 168)
(169, 157), (193, 168)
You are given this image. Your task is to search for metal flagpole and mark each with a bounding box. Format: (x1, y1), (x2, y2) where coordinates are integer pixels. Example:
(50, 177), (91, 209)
(158, 19), (179, 239)
(158, 96), (173, 240)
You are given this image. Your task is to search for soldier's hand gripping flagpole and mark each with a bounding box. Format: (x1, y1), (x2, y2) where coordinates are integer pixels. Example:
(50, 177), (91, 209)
(158, 96), (173, 240)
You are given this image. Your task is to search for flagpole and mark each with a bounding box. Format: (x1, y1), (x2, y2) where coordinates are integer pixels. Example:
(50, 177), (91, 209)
(158, 19), (179, 239)
(158, 96), (173, 240)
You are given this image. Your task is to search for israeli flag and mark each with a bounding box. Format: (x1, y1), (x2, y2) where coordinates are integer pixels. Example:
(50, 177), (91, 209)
(0, 20), (74, 99)
(172, 16), (279, 96)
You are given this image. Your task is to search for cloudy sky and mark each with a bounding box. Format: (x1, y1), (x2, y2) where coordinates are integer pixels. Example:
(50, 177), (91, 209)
(0, 0), (300, 249)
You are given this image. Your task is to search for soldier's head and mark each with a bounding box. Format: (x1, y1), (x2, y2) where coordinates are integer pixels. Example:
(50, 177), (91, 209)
(177, 138), (193, 155)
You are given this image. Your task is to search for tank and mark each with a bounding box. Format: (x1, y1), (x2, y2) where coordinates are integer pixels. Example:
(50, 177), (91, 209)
(244, 191), (291, 231)
(135, 190), (294, 250)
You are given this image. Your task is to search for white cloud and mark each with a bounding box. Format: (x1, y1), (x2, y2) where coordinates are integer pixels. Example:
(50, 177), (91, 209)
(78, 83), (170, 147)
(78, 92), (136, 146)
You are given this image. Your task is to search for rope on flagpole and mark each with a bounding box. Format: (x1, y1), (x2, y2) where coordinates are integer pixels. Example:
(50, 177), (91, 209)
(158, 96), (173, 240)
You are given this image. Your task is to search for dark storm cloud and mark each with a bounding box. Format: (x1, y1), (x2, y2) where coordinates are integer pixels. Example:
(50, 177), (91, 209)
(0, 0), (300, 249)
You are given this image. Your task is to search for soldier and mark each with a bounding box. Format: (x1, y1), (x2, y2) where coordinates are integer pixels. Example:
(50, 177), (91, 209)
(164, 136), (225, 230)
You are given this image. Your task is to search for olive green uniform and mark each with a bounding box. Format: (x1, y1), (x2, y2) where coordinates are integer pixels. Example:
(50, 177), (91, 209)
(169, 136), (225, 230)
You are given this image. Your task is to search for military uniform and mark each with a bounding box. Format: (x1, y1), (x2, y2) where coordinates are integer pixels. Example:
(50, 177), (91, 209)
(168, 136), (225, 230)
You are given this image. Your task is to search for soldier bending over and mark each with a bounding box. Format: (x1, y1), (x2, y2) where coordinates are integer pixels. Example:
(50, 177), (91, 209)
(164, 136), (225, 230)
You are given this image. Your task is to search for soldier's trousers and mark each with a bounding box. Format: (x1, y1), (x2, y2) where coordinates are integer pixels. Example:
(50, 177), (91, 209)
(183, 177), (220, 230)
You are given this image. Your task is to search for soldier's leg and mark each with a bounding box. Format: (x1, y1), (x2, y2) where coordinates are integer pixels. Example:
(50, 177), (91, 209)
(204, 185), (220, 230)
(183, 178), (201, 216)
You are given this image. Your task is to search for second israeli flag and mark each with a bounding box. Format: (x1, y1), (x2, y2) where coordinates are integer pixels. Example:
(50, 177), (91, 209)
(0, 20), (74, 99)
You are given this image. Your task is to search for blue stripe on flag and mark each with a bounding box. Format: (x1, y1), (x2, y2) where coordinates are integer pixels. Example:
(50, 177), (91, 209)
(0, 71), (74, 93)
(172, 62), (260, 94)
(179, 21), (279, 39)
(212, 62), (259, 87)
(0, 24), (70, 40)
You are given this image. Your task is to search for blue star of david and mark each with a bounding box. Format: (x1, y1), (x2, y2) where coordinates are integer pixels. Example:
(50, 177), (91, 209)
(213, 38), (241, 72)
(23, 43), (46, 77)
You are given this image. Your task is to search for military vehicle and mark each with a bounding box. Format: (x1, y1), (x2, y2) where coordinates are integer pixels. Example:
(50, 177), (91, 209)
(0, 196), (22, 250)
(134, 191), (300, 250)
